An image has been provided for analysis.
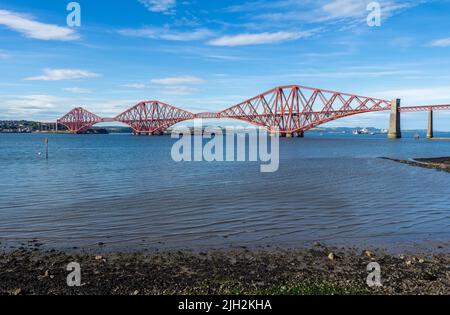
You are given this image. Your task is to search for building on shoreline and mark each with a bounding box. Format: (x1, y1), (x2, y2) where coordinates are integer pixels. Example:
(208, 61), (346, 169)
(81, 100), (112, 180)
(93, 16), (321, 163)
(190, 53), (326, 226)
(0, 121), (65, 133)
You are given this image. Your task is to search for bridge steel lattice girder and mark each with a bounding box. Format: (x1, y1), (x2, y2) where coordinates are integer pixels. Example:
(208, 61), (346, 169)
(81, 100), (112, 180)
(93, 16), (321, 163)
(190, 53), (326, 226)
(218, 85), (391, 134)
(57, 85), (450, 135)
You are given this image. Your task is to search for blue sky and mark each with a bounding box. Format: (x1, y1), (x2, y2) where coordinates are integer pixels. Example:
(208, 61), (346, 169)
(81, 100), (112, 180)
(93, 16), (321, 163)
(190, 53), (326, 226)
(1, 0), (450, 130)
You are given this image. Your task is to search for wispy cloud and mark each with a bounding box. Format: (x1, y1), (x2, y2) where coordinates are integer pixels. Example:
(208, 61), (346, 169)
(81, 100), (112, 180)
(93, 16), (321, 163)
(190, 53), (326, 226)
(244, 0), (424, 28)
(78, 98), (138, 117)
(151, 75), (205, 85)
(203, 54), (245, 61)
(122, 83), (147, 89)
(138, 0), (176, 14)
(0, 94), (68, 120)
(289, 68), (421, 79)
(0, 95), (139, 120)
(156, 45), (250, 62)
(430, 37), (450, 47)
(321, 0), (367, 20)
(150, 75), (205, 96)
(0, 49), (10, 59)
(225, 0), (302, 13)
(320, 0), (420, 23)
(208, 30), (318, 46)
(0, 9), (79, 41)
(123, 76), (205, 93)
(25, 69), (101, 81)
(63, 87), (92, 94)
(375, 86), (450, 104)
(157, 86), (199, 96)
(118, 27), (213, 41)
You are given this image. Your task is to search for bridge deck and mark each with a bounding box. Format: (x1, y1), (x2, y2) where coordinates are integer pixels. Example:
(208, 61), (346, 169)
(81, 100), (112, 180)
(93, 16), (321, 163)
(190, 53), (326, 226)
(399, 105), (450, 112)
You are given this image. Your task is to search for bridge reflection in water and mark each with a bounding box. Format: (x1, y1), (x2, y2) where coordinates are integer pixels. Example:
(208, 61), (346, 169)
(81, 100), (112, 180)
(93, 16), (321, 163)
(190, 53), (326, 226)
(57, 85), (450, 138)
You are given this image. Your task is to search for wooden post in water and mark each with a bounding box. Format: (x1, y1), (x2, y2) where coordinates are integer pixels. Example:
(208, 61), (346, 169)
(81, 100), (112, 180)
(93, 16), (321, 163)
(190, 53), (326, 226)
(45, 138), (49, 160)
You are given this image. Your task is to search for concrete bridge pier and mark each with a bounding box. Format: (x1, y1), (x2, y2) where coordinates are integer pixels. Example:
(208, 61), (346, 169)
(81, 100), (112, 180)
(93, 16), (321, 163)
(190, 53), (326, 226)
(427, 110), (434, 139)
(270, 131), (304, 138)
(388, 99), (402, 139)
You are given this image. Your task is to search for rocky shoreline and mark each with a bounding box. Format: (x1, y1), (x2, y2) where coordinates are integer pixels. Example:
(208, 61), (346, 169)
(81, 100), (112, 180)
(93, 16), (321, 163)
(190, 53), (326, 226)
(0, 247), (448, 295)
(381, 157), (450, 173)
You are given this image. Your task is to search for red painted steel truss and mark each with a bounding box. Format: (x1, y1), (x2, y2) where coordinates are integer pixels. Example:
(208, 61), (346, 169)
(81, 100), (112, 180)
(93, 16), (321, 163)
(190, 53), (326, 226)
(57, 85), (450, 134)
(218, 85), (391, 133)
(115, 101), (194, 134)
(58, 107), (103, 134)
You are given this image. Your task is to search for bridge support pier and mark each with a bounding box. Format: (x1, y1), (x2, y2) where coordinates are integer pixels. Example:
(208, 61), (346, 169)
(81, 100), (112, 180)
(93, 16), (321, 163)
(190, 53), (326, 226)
(285, 133), (293, 138)
(297, 131), (304, 138)
(427, 110), (434, 139)
(388, 99), (402, 139)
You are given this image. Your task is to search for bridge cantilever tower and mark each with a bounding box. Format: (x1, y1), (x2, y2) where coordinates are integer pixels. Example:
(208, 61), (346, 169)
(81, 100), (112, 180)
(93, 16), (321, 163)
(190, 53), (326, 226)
(114, 101), (194, 135)
(218, 85), (391, 136)
(57, 107), (103, 134)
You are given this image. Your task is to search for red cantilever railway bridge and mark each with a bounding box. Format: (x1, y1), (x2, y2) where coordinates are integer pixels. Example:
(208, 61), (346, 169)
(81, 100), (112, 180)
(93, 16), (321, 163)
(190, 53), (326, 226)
(57, 85), (450, 137)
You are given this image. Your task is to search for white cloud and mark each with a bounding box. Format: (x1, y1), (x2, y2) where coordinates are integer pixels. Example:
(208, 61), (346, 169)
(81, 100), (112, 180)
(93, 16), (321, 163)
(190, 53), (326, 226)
(430, 37), (450, 47)
(25, 69), (101, 81)
(63, 87), (92, 94)
(119, 27), (213, 41)
(151, 75), (204, 85)
(138, 0), (176, 13)
(0, 9), (79, 41)
(208, 30), (317, 46)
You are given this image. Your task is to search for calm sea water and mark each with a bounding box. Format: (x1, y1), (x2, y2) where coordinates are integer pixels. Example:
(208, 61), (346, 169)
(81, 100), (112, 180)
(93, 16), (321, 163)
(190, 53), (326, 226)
(0, 131), (449, 252)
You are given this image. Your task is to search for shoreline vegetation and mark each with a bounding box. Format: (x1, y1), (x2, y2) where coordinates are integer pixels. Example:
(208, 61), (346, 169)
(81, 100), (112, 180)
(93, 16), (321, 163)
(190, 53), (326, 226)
(0, 247), (448, 295)
(381, 157), (450, 173)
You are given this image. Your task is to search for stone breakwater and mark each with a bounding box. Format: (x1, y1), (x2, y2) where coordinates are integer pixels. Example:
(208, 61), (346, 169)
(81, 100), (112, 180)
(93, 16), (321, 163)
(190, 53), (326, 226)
(381, 157), (450, 173)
